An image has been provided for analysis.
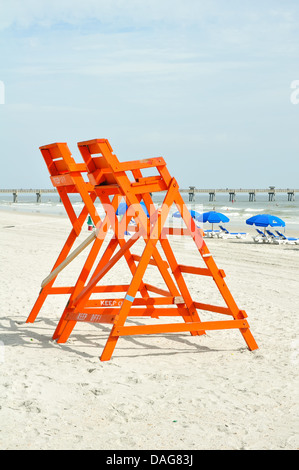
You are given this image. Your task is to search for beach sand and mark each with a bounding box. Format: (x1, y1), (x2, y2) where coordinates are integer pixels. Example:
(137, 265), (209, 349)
(0, 210), (298, 450)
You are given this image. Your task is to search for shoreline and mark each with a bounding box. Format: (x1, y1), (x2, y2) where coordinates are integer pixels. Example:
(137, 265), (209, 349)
(1, 206), (298, 237)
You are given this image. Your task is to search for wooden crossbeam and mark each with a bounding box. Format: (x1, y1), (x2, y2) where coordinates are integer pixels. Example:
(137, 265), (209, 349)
(41, 229), (99, 288)
(113, 319), (249, 336)
(178, 264), (212, 276)
(66, 307), (189, 323)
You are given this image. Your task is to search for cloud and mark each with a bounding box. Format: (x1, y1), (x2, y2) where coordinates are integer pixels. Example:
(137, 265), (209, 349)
(2, 0), (299, 64)
(0, 0), (215, 30)
(1, 0), (296, 35)
(1, 0), (299, 187)
(0, 0), (297, 28)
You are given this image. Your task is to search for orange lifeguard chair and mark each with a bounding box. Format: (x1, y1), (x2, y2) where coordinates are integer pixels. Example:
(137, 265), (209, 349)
(27, 138), (258, 361)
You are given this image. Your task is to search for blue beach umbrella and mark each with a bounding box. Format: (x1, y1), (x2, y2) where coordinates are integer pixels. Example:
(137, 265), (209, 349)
(116, 200), (149, 218)
(246, 214), (285, 229)
(115, 202), (128, 216)
(199, 211), (230, 224)
(172, 209), (201, 220)
(198, 211), (230, 231)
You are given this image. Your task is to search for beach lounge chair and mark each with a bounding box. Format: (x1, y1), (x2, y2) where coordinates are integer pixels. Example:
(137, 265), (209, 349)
(265, 230), (285, 244)
(203, 229), (221, 238)
(219, 225), (247, 239)
(252, 228), (269, 243)
(275, 230), (299, 244)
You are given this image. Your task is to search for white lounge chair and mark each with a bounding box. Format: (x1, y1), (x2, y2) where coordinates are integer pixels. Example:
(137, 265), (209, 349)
(265, 230), (285, 244)
(252, 229), (271, 243)
(275, 230), (299, 245)
(203, 229), (221, 238)
(219, 225), (247, 239)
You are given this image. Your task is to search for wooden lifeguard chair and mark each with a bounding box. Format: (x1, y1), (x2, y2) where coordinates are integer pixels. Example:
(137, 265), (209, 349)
(27, 138), (258, 361)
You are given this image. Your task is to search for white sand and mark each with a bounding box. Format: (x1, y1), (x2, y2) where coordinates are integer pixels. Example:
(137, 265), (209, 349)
(0, 209), (298, 450)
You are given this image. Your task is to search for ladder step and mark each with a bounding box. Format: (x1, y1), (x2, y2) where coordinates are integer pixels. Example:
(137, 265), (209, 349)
(178, 264), (212, 276)
(132, 253), (169, 269)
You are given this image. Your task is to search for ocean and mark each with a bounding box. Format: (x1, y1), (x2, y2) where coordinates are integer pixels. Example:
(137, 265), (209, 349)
(0, 191), (299, 234)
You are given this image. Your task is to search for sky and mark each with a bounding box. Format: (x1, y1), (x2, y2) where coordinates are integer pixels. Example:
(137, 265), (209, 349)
(0, 0), (299, 189)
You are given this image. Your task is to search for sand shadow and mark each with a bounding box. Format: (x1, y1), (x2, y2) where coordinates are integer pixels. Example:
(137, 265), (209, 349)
(1, 315), (246, 362)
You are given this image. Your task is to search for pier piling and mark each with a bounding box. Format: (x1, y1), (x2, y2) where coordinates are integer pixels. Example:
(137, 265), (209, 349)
(229, 191), (236, 202)
(287, 190), (295, 202)
(209, 191), (216, 202)
(188, 186), (195, 202)
(268, 190), (276, 202)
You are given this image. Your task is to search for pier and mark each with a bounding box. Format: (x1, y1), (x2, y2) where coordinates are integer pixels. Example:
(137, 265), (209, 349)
(0, 189), (56, 203)
(0, 187), (297, 203)
(184, 187), (297, 202)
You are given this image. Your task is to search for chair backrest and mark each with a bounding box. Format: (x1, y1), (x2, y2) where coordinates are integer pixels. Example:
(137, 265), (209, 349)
(256, 229), (265, 235)
(219, 225), (228, 233)
(77, 139), (120, 187)
(40, 142), (88, 192)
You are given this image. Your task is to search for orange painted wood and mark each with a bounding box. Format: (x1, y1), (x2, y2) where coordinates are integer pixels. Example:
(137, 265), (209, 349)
(66, 307), (186, 321)
(113, 319), (249, 336)
(85, 296), (178, 307)
(178, 264), (212, 276)
(28, 137), (258, 361)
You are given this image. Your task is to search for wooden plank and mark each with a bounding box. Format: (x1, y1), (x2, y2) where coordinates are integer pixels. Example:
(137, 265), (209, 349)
(131, 180), (168, 194)
(66, 312), (117, 324)
(50, 174), (74, 187)
(92, 284), (130, 293)
(131, 176), (164, 187)
(117, 157), (166, 172)
(66, 307), (186, 321)
(94, 184), (122, 195)
(85, 296), (180, 307)
(144, 283), (172, 297)
(178, 264), (212, 276)
(131, 253), (169, 269)
(41, 229), (98, 288)
(193, 302), (231, 315)
(113, 319), (249, 336)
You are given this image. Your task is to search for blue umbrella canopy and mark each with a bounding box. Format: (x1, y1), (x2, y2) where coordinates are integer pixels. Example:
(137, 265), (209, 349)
(246, 214), (285, 228)
(195, 211), (230, 231)
(116, 200), (149, 217)
(115, 202), (128, 216)
(198, 211), (230, 224)
(172, 210), (201, 219)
